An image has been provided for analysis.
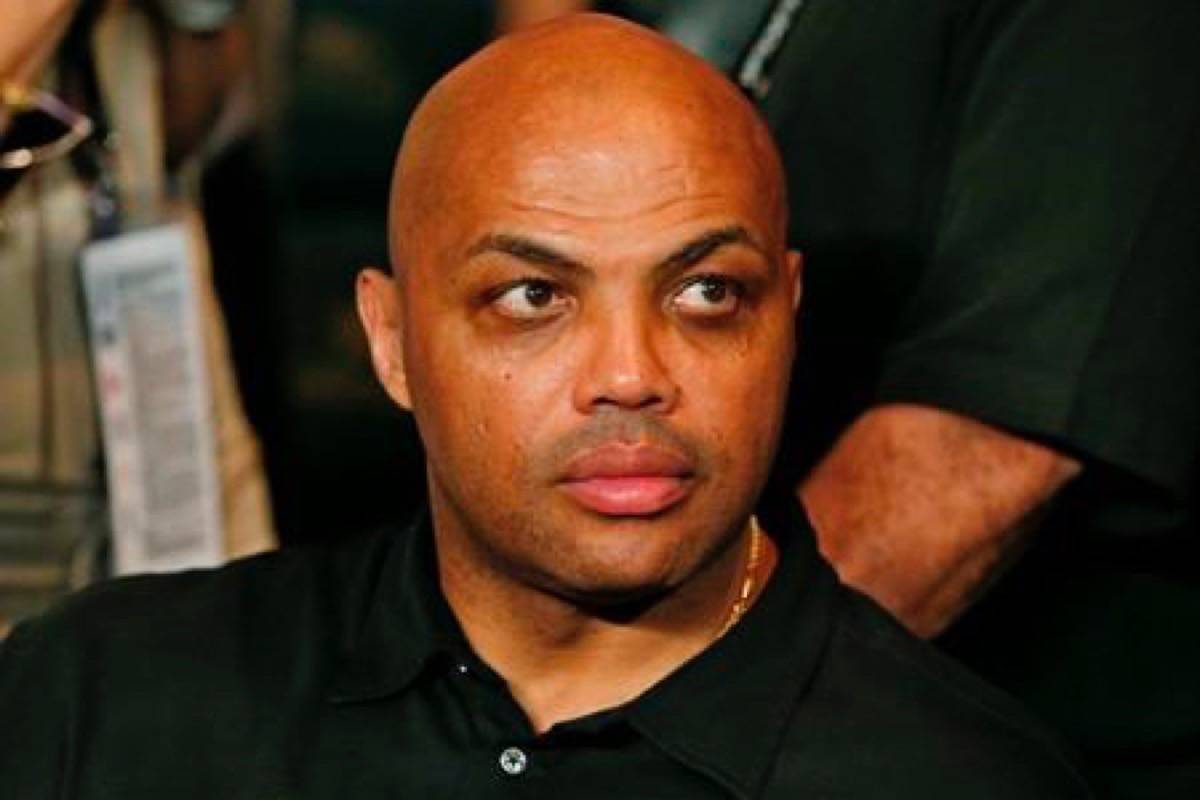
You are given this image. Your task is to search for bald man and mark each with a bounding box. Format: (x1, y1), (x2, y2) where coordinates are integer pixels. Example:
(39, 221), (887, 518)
(0, 16), (1089, 798)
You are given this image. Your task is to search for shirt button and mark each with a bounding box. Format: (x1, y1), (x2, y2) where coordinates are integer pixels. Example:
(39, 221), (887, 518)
(498, 746), (528, 776)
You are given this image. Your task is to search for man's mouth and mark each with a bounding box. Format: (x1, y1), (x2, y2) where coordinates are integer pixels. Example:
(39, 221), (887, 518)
(558, 443), (695, 516)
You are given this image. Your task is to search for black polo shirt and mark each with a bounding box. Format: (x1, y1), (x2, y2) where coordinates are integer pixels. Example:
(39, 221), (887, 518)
(0, 500), (1089, 797)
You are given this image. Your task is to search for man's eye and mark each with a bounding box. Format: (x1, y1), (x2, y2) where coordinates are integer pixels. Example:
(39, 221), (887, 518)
(671, 276), (743, 318)
(492, 280), (570, 320)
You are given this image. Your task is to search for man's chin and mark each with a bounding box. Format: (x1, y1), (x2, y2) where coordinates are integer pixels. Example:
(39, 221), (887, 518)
(542, 579), (672, 622)
(523, 505), (732, 614)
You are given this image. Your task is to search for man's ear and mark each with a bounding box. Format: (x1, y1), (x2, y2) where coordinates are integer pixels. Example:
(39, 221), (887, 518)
(786, 250), (804, 311)
(356, 267), (412, 410)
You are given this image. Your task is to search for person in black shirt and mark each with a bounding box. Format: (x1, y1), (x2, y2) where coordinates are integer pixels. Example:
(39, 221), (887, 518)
(0, 15), (1091, 798)
(743, 4), (1200, 796)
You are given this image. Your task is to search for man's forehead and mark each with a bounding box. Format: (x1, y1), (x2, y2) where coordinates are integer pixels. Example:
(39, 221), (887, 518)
(415, 144), (776, 286)
(389, 14), (785, 271)
(479, 120), (760, 209)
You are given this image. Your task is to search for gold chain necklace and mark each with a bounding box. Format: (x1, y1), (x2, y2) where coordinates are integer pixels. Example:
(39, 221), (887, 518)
(715, 517), (764, 638)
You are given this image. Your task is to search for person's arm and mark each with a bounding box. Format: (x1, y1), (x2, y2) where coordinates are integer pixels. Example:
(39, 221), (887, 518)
(0, 0), (77, 131)
(801, 404), (1079, 638)
(0, 0), (247, 161)
(0, 1), (77, 86)
(801, 0), (1200, 640)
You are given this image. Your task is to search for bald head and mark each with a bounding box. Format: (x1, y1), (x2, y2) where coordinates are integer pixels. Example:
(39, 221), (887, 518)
(389, 13), (787, 272)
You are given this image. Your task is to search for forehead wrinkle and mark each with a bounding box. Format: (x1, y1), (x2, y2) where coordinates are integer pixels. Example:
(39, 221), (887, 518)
(500, 189), (730, 224)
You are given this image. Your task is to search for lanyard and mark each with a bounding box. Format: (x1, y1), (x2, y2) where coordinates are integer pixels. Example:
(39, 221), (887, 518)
(736, 0), (809, 100)
(62, 9), (123, 239)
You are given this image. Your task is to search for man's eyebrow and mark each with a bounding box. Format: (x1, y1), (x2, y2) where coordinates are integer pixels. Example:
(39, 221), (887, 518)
(656, 226), (764, 273)
(464, 225), (764, 277)
(465, 233), (587, 275)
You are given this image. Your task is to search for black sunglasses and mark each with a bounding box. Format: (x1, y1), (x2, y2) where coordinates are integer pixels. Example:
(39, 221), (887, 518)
(1, 85), (95, 198)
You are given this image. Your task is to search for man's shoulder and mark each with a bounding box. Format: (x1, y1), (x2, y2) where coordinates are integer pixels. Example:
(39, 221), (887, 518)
(0, 523), (414, 792)
(773, 588), (1093, 797)
(2, 524), (403, 699)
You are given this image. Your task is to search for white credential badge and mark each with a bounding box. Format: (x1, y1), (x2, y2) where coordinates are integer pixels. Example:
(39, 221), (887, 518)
(81, 224), (223, 575)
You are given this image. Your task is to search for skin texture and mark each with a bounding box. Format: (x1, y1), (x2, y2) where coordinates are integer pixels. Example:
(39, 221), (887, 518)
(357, 14), (800, 732)
(0, 0), (77, 131)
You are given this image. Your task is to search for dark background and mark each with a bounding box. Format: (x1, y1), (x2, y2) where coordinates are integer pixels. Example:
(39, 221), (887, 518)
(206, 0), (495, 545)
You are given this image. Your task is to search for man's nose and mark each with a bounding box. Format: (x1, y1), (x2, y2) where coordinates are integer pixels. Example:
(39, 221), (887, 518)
(572, 309), (680, 414)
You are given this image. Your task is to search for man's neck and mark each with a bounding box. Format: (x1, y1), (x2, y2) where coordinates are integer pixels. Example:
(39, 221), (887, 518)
(434, 517), (777, 734)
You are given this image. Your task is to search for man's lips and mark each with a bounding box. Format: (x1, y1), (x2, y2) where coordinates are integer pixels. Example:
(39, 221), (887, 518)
(558, 443), (694, 516)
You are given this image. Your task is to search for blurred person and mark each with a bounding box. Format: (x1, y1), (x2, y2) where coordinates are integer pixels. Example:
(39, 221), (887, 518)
(503, 2), (1200, 795)
(0, 0), (275, 634)
(0, 16), (1091, 797)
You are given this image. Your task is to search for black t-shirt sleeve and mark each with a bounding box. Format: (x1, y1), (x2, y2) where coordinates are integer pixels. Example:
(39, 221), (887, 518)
(875, 0), (1200, 498)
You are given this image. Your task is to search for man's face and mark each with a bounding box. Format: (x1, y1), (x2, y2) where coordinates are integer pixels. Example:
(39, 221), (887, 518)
(362, 100), (800, 606)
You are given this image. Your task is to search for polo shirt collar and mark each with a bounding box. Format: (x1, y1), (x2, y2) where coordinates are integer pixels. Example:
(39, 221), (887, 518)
(326, 508), (466, 704)
(627, 499), (840, 799)
(327, 499), (842, 799)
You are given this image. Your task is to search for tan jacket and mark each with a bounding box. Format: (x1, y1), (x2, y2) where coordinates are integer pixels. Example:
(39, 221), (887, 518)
(0, 4), (274, 630)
